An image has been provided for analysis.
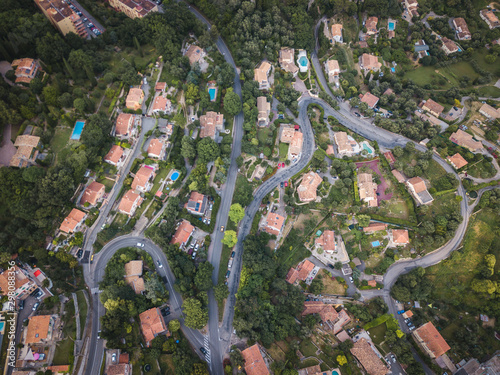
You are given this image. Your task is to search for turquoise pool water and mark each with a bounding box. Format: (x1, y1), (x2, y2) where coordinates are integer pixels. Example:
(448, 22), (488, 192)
(171, 171), (180, 181)
(71, 120), (86, 140)
(372, 241), (380, 247)
(363, 143), (373, 154)
(332, 372), (340, 375)
(0, 321), (4, 331)
(299, 56), (308, 67)
(388, 22), (395, 31)
(208, 88), (216, 101)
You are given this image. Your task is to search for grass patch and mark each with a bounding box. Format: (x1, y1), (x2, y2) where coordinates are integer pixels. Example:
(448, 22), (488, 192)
(299, 339), (318, 357)
(51, 127), (73, 154)
(151, 166), (171, 194)
(268, 342), (287, 362)
(97, 177), (116, 193)
(279, 143), (289, 161)
(321, 269), (347, 295)
(405, 62), (480, 89)
(364, 314), (391, 330)
(298, 358), (320, 369)
(368, 323), (388, 345)
(159, 354), (175, 375)
(476, 86), (500, 98)
(76, 291), (88, 338)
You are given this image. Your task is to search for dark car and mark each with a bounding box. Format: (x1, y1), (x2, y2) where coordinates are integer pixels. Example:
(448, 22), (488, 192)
(231, 251), (235, 258)
(77, 249), (83, 258)
(200, 347), (208, 355)
(328, 264), (335, 269)
(162, 276), (168, 284)
(226, 271), (230, 278)
(19, 300), (24, 310)
(280, 182), (284, 188)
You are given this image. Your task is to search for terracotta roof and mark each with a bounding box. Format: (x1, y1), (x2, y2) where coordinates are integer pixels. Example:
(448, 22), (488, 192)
(351, 338), (388, 375)
(422, 99), (444, 117)
(155, 82), (166, 91)
(366, 17), (378, 34)
(334, 131), (356, 154)
(479, 103), (500, 119)
(254, 61), (271, 85)
(363, 222), (387, 233)
(481, 9), (500, 27)
(125, 275), (145, 294)
(360, 92), (379, 108)
(383, 88), (394, 96)
(200, 111), (224, 138)
(171, 220), (194, 246)
(297, 172), (322, 202)
(449, 129), (483, 151)
(315, 230), (335, 252)
(447, 153), (468, 169)
(384, 151), (396, 165)
(119, 353), (130, 364)
(26, 315), (52, 344)
(104, 145), (124, 165)
(147, 138), (164, 158)
(288, 131), (303, 158)
(285, 267), (299, 284)
(336, 330), (350, 342)
(132, 166), (155, 190)
(407, 176), (427, 193)
(0, 266), (33, 297)
(126, 88), (144, 110)
(124, 260), (143, 277)
(358, 173), (377, 205)
(185, 45), (204, 65)
(152, 95), (170, 112)
(392, 229), (409, 244)
(368, 280), (377, 287)
(327, 59), (340, 74)
(453, 18), (471, 39)
(281, 127), (296, 143)
(414, 322), (450, 358)
(391, 169), (405, 183)
(46, 365), (70, 374)
(331, 23), (343, 37)
(404, 310), (414, 317)
(10, 135), (40, 167)
(279, 48), (299, 74)
(302, 301), (339, 322)
(333, 309), (351, 333)
(118, 190), (143, 216)
(326, 145), (335, 155)
(302, 365), (321, 375)
(264, 213), (285, 236)
(241, 344), (270, 375)
(80, 181), (105, 206)
(115, 113), (134, 136)
(139, 307), (167, 346)
(360, 53), (382, 71)
(297, 259), (315, 280)
(106, 364), (131, 375)
(59, 208), (86, 233)
(441, 37), (459, 54)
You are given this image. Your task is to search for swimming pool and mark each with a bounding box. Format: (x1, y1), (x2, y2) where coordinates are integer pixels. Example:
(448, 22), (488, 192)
(332, 371), (340, 375)
(372, 241), (380, 247)
(170, 170), (180, 181)
(208, 88), (216, 101)
(299, 56), (308, 67)
(71, 120), (86, 140)
(388, 21), (395, 31)
(391, 67), (396, 73)
(0, 322), (4, 331)
(362, 143), (373, 154)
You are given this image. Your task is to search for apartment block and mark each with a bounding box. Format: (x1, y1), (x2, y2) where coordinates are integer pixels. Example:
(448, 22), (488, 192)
(34, 0), (88, 38)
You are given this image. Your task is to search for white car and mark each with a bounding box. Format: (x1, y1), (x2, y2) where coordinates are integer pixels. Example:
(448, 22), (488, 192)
(137, 242), (144, 248)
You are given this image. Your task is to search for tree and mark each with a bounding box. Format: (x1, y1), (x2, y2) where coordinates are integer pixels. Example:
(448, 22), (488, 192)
(393, 146), (404, 157)
(222, 230), (238, 247)
(334, 261), (342, 270)
(74, 98), (86, 113)
(181, 136), (196, 161)
(191, 363), (209, 375)
(337, 354), (347, 366)
(356, 214), (371, 227)
(223, 88), (242, 115)
(185, 84), (200, 105)
(197, 138), (220, 163)
(229, 203), (245, 224)
(168, 319), (180, 332)
(214, 283), (229, 303)
(194, 262), (214, 291)
(182, 297), (208, 329)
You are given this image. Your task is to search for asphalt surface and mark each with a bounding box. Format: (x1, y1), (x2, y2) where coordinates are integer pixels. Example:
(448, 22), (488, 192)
(68, 0), (105, 38)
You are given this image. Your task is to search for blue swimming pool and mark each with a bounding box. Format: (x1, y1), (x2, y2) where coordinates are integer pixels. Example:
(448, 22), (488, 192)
(170, 171), (180, 181)
(372, 241), (380, 247)
(388, 21), (395, 31)
(208, 88), (216, 101)
(0, 322), (4, 331)
(391, 67), (396, 73)
(299, 56), (308, 67)
(71, 120), (86, 140)
(363, 143), (373, 154)
(332, 372), (340, 375)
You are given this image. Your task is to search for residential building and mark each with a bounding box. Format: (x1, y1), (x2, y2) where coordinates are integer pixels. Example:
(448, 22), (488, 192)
(359, 53), (382, 73)
(264, 213), (285, 236)
(301, 365), (322, 375)
(331, 24), (343, 43)
(363, 222), (387, 233)
(360, 92), (379, 108)
(351, 338), (388, 375)
(155, 82), (167, 92)
(125, 88), (144, 111)
(10, 58), (41, 84)
(449, 129), (483, 152)
(147, 139), (166, 159)
(447, 153), (468, 169)
(199, 111), (224, 139)
(118, 190), (143, 216)
(365, 17), (378, 35)
(288, 131), (303, 160)
(80, 181), (105, 207)
(132, 166), (156, 193)
(171, 220), (195, 248)
(326, 59), (340, 82)
(184, 191), (208, 216)
(124, 260), (145, 294)
(422, 99), (444, 118)
(441, 37), (459, 55)
(315, 230), (335, 253)
(479, 103), (500, 120)
(480, 9), (500, 29)
(9, 135), (40, 168)
(241, 344), (270, 375)
(139, 307), (167, 347)
(59, 208), (86, 234)
(297, 171), (322, 202)
(47, 366), (71, 375)
(151, 95), (171, 114)
(254, 61), (272, 90)
(413, 322), (451, 359)
(414, 40), (430, 59)
(106, 363), (132, 375)
(384, 151), (396, 166)
(404, 0), (418, 12)
(334, 132), (361, 157)
(454, 353), (500, 375)
(391, 229), (409, 245)
(406, 176), (433, 205)
(281, 127), (296, 143)
(453, 18), (471, 40)
(185, 45), (205, 65)
(302, 301), (339, 322)
(26, 315), (55, 345)
(104, 145), (125, 167)
(392, 169), (405, 183)
(285, 259), (315, 284)
(257, 96), (271, 127)
(34, 0), (87, 38)
(108, 0), (157, 19)
(0, 266), (38, 301)
(358, 173), (378, 207)
(278, 48), (299, 76)
(115, 113), (135, 138)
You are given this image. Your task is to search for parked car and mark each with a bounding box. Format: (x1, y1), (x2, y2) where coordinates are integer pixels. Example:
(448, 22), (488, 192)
(349, 277), (353, 283)
(82, 17), (87, 22)
(397, 310), (405, 314)
(90, 254), (94, 264)
(19, 300), (24, 310)
(200, 347), (208, 355)
(225, 271), (230, 278)
(328, 264), (334, 269)
(77, 249), (83, 258)
(207, 219), (211, 225)
(111, 353), (117, 363)
(284, 181), (288, 187)
(278, 164), (281, 169)
(280, 182), (284, 188)
(231, 251), (236, 258)
(32, 302), (40, 311)
(97, 330), (101, 339)
(137, 242), (144, 248)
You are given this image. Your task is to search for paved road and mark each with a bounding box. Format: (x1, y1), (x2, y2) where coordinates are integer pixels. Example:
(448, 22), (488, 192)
(68, 0), (105, 37)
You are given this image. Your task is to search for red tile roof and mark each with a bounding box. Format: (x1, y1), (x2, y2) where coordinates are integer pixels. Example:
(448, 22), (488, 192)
(285, 268), (299, 284)
(351, 338), (388, 375)
(115, 113), (134, 136)
(59, 208), (86, 233)
(171, 220), (194, 246)
(414, 322), (450, 358)
(363, 222), (387, 233)
(447, 153), (468, 169)
(118, 190), (142, 216)
(315, 230), (335, 252)
(392, 229), (409, 244)
(360, 92), (379, 108)
(139, 307), (167, 347)
(384, 151), (395, 165)
(241, 344), (270, 375)
(131, 166), (155, 191)
(80, 181), (105, 206)
(147, 138), (164, 158)
(297, 260), (315, 281)
(301, 301), (339, 322)
(104, 145), (124, 165)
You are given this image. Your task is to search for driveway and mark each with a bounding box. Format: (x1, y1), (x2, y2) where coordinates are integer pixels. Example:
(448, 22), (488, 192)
(0, 124), (16, 166)
(355, 160), (393, 202)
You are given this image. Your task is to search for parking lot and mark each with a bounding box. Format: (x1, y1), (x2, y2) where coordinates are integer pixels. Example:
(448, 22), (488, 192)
(185, 228), (208, 260)
(66, 0), (105, 38)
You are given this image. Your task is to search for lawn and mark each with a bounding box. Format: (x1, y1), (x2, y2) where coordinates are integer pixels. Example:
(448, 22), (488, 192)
(51, 127), (73, 155)
(113, 213), (129, 227)
(279, 143), (289, 161)
(52, 301), (76, 365)
(151, 166), (171, 195)
(466, 158), (496, 179)
(470, 48), (500, 76)
(158, 354), (175, 375)
(257, 127), (271, 144)
(300, 339), (318, 357)
(367, 323), (388, 345)
(405, 62), (480, 89)
(298, 358), (320, 369)
(97, 177), (116, 193)
(424, 159), (448, 188)
(268, 342), (288, 362)
(76, 290), (88, 339)
(476, 85), (500, 98)
(321, 270), (347, 295)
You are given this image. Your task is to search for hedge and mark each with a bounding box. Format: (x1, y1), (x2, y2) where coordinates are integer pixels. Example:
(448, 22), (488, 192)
(364, 314), (391, 330)
(368, 214), (417, 229)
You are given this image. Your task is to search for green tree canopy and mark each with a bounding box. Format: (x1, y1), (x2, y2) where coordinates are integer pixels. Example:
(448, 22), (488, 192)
(222, 230), (238, 247)
(223, 88), (242, 116)
(228, 203), (245, 224)
(182, 297), (208, 329)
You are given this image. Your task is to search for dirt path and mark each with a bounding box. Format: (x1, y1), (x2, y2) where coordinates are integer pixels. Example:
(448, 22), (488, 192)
(0, 124), (16, 166)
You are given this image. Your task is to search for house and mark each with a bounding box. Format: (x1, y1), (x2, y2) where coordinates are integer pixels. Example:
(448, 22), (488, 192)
(278, 48), (299, 76)
(384, 151), (396, 166)
(108, 0), (157, 19)
(404, 0), (418, 12)
(326, 59), (340, 82)
(106, 363), (132, 375)
(334, 132), (361, 157)
(199, 111), (224, 139)
(147, 139), (166, 159)
(336, 330), (350, 342)
(285, 259), (315, 284)
(26, 315), (55, 344)
(402, 310), (413, 319)
(479, 103), (500, 120)
(124, 260), (145, 294)
(359, 53), (382, 73)
(358, 173), (378, 207)
(104, 145), (125, 167)
(422, 99), (444, 118)
(391, 169), (405, 183)
(184, 191), (208, 216)
(363, 222), (387, 233)
(171, 220), (195, 248)
(264, 213), (285, 236)
(241, 344), (270, 375)
(254, 61), (272, 90)
(301, 301), (339, 322)
(139, 307), (167, 347)
(406, 176), (433, 205)
(0, 266), (37, 301)
(351, 338), (388, 375)
(185, 45), (205, 65)
(449, 129), (483, 152)
(46, 365), (71, 375)
(414, 40), (430, 59)
(365, 17), (378, 35)
(413, 322), (451, 359)
(453, 18), (471, 40)
(315, 230), (335, 253)
(257, 96), (271, 127)
(280, 128), (304, 160)
(131, 166), (156, 193)
(151, 95), (171, 114)
(447, 153), (468, 169)
(59, 208), (87, 234)
(441, 37), (459, 55)
(10, 58), (41, 84)
(454, 353), (500, 375)
(34, 0), (88, 38)
(115, 113), (135, 138)
(360, 92), (379, 108)
(391, 229), (409, 245)
(297, 171), (322, 202)
(9, 135), (40, 168)
(368, 280), (377, 287)
(480, 9), (500, 29)
(281, 127), (295, 143)
(125, 88), (144, 111)
(383, 88), (394, 96)
(118, 190), (143, 216)
(331, 24), (343, 43)
(80, 181), (105, 207)
(155, 82), (167, 92)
